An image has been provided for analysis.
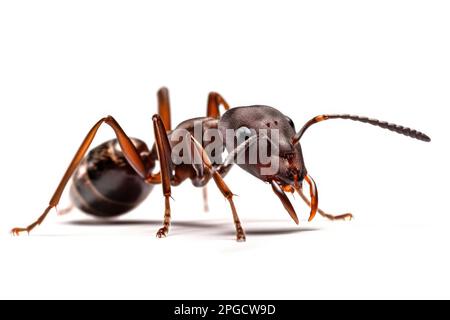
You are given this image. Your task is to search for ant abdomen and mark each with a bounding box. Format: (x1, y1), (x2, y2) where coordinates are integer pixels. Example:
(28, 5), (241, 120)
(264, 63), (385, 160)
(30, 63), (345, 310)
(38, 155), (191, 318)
(70, 138), (155, 218)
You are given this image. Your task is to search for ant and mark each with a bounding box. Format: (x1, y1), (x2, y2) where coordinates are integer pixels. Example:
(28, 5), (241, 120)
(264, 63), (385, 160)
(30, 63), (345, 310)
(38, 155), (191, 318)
(11, 87), (431, 241)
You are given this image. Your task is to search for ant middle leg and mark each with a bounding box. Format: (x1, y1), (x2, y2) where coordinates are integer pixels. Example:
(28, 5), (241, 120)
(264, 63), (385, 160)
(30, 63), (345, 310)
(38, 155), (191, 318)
(152, 114), (174, 238)
(157, 87), (172, 131)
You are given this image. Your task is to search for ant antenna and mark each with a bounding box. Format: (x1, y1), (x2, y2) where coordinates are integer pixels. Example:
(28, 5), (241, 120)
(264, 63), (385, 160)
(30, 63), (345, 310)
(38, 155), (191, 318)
(292, 114), (431, 144)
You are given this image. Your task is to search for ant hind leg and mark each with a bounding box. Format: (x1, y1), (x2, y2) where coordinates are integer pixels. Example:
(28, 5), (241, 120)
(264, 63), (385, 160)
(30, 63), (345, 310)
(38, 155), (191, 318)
(11, 116), (148, 235)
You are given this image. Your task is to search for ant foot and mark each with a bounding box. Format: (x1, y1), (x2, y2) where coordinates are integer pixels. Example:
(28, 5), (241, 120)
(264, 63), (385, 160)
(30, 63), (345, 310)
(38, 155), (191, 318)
(156, 227), (168, 238)
(10, 227), (29, 236)
(236, 232), (246, 242)
(335, 213), (353, 221)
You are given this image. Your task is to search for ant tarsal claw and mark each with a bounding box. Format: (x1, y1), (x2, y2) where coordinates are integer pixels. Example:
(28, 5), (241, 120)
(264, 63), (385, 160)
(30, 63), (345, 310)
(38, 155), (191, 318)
(338, 213), (353, 221)
(156, 227), (168, 238)
(324, 213), (353, 221)
(10, 228), (28, 236)
(236, 233), (246, 242)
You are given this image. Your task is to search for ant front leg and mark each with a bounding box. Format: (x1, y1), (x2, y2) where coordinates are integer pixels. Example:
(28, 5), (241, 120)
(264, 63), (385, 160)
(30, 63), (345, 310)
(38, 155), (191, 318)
(203, 91), (232, 211)
(189, 136), (245, 242)
(11, 116), (148, 235)
(222, 134), (302, 226)
(296, 187), (353, 221)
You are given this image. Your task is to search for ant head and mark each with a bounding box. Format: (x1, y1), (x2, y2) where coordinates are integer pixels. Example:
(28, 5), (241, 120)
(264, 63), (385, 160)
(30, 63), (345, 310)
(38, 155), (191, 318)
(218, 105), (307, 186)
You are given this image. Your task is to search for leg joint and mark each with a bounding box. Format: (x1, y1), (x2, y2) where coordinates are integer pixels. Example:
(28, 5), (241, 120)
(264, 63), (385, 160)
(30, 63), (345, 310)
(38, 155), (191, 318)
(224, 190), (234, 200)
(104, 115), (115, 123)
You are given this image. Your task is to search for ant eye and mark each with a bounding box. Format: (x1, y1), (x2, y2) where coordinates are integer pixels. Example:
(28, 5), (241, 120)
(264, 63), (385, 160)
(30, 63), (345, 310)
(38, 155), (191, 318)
(286, 117), (295, 130)
(236, 126), (252, 142)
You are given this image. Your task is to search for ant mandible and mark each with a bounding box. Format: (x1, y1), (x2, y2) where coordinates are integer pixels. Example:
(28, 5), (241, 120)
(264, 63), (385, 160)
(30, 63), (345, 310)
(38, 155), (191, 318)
(11, 88), (431, 241)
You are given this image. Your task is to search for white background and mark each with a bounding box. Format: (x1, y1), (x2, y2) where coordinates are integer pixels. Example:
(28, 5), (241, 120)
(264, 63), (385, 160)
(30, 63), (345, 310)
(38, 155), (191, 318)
(0, 0), (449, 299)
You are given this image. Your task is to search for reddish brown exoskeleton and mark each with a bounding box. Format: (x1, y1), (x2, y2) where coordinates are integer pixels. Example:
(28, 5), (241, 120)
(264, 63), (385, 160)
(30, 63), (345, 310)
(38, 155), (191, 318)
(11, 88), (431, 241)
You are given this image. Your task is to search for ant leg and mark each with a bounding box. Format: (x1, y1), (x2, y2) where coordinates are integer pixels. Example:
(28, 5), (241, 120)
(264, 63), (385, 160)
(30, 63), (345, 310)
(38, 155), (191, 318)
(191, 156), (233, 214)
(157, 87), (172, 131)
(296, 185), (353, 221)
(11, 116), (148, 235)
(202, 187), (209, 212)
(206, 92), (231, 119)
(152, 115), (174, 238)
(189, 135), (245, 242)
(142, 87), (172, 183)
(193, 154), (234, 214)
(146, 172), (161, 184)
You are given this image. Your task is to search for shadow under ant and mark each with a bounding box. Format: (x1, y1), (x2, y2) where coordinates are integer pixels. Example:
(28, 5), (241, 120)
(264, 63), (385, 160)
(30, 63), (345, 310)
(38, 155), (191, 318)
(65, 219), (321, 237)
